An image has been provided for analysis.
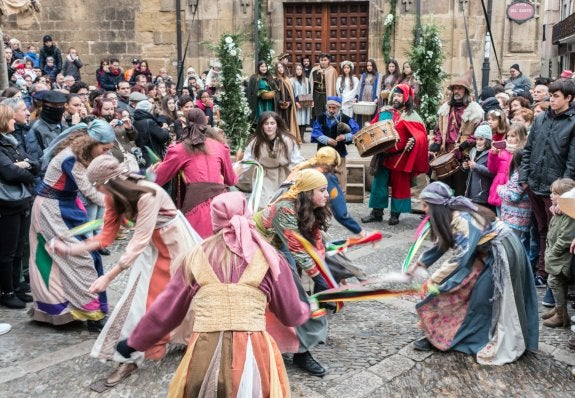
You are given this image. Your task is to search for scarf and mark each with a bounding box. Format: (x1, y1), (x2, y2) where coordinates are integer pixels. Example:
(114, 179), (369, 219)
(278, 169), (328, 201)
(211, 192), (281, 280)
(420, 181), (478, 213)
(181, 108), (207, 145)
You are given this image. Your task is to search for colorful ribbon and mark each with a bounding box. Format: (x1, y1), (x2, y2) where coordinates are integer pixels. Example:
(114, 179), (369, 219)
(401, 217), (431, 273)
(325, 231), (383, 257)
(60, 219), (104, 239)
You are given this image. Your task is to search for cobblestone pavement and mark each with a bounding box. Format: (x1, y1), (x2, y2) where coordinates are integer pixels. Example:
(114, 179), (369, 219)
(2, 141), (575, 397)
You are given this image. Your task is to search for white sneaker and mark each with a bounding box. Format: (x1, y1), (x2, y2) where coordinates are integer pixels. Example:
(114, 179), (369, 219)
(571, 324), (575, 333)
(0, 323), (12, 336)
(571, 315), (575, 323)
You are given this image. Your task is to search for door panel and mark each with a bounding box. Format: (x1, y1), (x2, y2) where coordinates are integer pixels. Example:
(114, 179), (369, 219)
(284, 2), (369, 72)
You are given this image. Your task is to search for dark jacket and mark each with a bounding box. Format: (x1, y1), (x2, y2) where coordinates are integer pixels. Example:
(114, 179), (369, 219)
(39, 45), (62, 74)
(519, 104), (575, 196)
(133, 109), (169, 167)
(62, 56), (83, 81)
(100, 70), (125, 91)
(29, 118), (63, 152)
(0, 134), (39, 210)
(12, 123), (41, 163)
(465, 147), (493, 205)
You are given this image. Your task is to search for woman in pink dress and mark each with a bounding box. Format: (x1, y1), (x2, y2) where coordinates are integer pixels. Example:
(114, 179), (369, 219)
(152, 108), (238, 238)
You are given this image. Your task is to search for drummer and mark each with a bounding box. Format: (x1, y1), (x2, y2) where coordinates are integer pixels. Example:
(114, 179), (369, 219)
(311, 96), (360, 191)
(361, 84), (428, 225)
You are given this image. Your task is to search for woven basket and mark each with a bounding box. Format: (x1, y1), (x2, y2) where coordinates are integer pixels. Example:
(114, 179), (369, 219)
(259, 90), (276, 100)
(353, 101), (377, 115)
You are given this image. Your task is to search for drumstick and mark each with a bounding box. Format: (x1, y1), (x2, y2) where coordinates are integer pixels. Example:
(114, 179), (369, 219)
(393, 147), (408, 168)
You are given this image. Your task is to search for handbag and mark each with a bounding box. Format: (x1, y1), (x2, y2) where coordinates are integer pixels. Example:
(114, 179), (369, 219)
(0, 180), (32, 203)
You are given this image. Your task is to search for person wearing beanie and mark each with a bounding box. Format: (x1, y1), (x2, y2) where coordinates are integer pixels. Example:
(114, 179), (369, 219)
(39, 34), (62, 74)
(28, 121), (116, 331)
(132, 98), (169, 167)
(430, 66), (484, 195)
(502, 63), (532, 96)
(255, 168), (332, 377)
(462, 123), (494, 207)
(361, 84), (429, 225)
(311, 95), (360, 191)
(49, 154), (203, 388)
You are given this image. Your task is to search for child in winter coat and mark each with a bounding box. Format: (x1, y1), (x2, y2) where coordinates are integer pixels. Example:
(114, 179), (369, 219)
(42, 56), (57, 83)
(463, 123), (494, 208)
(486, 108), (508, 142)
(541, 178), (575, 328)
(487, 123), (528, 212)
(497, 149), (532, 247)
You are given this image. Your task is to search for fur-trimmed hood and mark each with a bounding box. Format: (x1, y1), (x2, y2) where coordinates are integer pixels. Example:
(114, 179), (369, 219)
(437, 100), (484, 122)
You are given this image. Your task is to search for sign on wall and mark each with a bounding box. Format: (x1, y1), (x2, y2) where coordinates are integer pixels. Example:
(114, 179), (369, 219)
(507, 1), (536, 24)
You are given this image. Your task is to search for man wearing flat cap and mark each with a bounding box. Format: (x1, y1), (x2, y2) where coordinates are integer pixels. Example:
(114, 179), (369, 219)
(429, 67), (484, 195)
(311, 96), (359, 190)
(29, 90), (67, 151)
(277, 52), (291, 77)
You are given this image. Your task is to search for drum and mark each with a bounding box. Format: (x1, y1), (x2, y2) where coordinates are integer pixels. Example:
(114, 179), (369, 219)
(429, 152), (460, 179)
(353, 101), (377, 116)
(352, 120), (400, 158)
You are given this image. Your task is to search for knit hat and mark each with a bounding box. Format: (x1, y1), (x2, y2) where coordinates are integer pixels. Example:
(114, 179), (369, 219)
(135, 100), (153, 112)
(510, 64), (520, 72)
(558, 188), (575, 219)
(448, 66), (474, 93)
(86, 155), (129, 185)
(131, 58), (140, 64)
(474, 123), (492, 140)
(87, 119), (116, 143)
(561, 70), (574, 79)
(326, 96), (342, 107)
(279, 169), (328, 201)
(42, 35), (52, 43)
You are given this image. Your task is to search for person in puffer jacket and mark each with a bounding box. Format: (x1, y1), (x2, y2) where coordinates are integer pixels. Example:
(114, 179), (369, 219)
(463, 124), (494, 210)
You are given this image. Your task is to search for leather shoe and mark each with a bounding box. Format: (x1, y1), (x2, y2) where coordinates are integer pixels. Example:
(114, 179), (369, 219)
(98, 248), (111, 256)
(413, 337), (433, 351)
(87, 317), (108, 332)
(361, 209), (383, 223)
(105, 363), (138, 387)
(15, 289), (33, 303)
(388, 212), (400, 226)
(293, 351), (326, 377)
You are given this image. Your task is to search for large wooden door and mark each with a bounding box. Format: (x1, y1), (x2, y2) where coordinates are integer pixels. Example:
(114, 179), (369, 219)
(283, 2), (369, 73)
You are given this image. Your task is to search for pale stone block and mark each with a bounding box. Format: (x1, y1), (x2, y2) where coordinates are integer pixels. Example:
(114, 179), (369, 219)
(398, 343), (434, 362)
(367, 354), (415, 381)
(325, 371), (384, 398)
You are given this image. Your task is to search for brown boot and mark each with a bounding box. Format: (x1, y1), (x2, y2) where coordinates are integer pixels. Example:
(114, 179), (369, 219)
(541, 307), (557, 320)
(543, 306), (571, 328)
(105, 363), (138, 387)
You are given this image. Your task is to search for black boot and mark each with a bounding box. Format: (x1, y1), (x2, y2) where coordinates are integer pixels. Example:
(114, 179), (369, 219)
(388, 212), (400, 225)
(361, 208), (383, 223)
(413, 337), (433, 351)
(293, 351), (326, 377)
(87, 317), (108, 332)
(0, 292), (26, 309)
(15, 289), (33, 303)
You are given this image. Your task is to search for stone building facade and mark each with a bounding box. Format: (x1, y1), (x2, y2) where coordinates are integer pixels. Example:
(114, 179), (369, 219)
(4, 0), (542, 89)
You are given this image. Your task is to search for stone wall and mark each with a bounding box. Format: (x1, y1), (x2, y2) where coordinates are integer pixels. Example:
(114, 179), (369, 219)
(3, 0), (543, 88)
